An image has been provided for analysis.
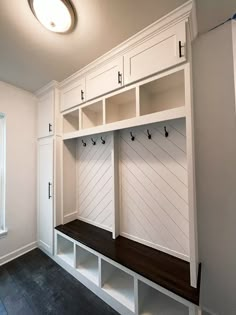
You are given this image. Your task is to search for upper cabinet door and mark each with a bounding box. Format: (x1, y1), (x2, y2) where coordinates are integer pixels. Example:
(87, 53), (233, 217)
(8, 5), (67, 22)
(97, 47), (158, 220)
(60, 78), (86, 112)
(124, 21), (186, 85)
(38, 91), (54, 139)
(86, 57), (123, 101)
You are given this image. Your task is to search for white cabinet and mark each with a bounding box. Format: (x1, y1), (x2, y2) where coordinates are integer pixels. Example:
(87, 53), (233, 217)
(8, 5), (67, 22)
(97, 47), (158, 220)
(86, 57), (123, 101)
(37, 137), (54, 254)
(60, 78), (86, 112)
(38, 91), (54, 138)
(124, 21), (186, 84)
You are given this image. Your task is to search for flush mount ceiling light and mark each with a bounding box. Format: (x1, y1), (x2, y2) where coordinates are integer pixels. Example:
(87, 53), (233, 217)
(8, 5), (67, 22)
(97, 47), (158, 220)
(28, 0), (76, 34)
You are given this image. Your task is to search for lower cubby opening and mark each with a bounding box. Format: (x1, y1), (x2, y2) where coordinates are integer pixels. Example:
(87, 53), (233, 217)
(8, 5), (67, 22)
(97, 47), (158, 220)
(56, 220), (200, 306)
(138, 281), (189, 315)
(76, 245), (99, 285)
(101, 260), (135, 312)
(57, 234), (75, 267)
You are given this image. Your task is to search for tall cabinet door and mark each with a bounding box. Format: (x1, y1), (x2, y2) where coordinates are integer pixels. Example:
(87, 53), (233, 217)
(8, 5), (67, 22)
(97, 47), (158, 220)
(38, 91), (54, 138)
(38, 137), (54, 254)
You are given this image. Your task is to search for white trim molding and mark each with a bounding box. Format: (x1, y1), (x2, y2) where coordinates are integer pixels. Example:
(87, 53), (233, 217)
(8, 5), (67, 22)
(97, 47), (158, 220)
(0, 228), (8, 239)
(59, 0), (195, 89)
(0, 241), (37, 266)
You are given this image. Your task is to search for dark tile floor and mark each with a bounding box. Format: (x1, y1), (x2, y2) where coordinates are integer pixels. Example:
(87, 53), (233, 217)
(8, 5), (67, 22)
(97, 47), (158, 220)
(0, 249), (119, 315)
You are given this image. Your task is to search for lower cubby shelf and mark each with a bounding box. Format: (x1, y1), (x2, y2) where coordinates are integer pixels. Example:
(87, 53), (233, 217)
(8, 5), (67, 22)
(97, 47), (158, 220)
(56, 234), (75, 267)
(101, 260), (135, 312)
(138, 281), (189, 315)
(55, 221), (201, 315)
(76, 245), (99, 286)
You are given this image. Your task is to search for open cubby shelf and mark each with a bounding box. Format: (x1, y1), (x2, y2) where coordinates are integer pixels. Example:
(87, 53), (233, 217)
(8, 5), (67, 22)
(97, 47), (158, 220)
(62, 68), (186, 139)
(55, 220), (201, 306)
(76, 245), (99, 285)
(140, 69), (185, 115)
(105, 88), (136, 124)
(138, 281), (189, 315)
(56, 234), (74, 267)
(81, 100), (103, 129)
(101, 260), (135, 311)
(63, 109), (79, 133)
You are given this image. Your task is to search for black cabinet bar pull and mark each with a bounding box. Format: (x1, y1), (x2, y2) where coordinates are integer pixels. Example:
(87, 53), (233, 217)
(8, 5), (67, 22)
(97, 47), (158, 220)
(48, 182), (52, 199)
(81, 90), (84, 101)
(118, 71), (122, 84)
(179, 41), (184, 58)
(49, 123), (52, 132)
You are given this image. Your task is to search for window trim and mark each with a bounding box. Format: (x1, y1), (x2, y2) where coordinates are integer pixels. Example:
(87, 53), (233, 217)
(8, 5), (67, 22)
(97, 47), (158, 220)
(0, 113), (7, 237)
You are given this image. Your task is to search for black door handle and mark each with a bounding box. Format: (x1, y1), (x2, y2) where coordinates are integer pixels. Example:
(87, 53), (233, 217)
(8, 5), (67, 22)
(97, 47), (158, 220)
(49, 123), (52, 132)
(48, 182), (52, 199)
(179, 41), (184, 58)
(81, 90), (84, 101)
(118, 71), (122, 84)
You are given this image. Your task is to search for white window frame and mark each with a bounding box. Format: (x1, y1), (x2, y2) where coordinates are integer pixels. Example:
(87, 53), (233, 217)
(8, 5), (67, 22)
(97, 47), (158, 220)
(0, 113), (7, 237)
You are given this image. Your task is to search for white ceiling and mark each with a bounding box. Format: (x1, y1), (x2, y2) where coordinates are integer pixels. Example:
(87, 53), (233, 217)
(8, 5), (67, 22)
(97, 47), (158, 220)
(0, 0), (236, 93)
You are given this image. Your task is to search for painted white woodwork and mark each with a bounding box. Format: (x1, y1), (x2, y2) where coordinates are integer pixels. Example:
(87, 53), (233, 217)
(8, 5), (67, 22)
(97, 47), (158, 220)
(111, 132), (120, 239)
(138, 280), (189, 315)
(80, 100), (104, 129)
(63, 108), (79, 133)
(105, 88), (137, 124)
(101, 259), (135, 312)
(37, 137), (54, 254)
(62, 139), (77, 223)
(76, 245), (99, 285)
(63, 106), (186, 140)
(60, 78), (86, 112)
(77, 133), (113, 231)
(56, 233), (75, 267)
(62, 64), (187, 140)
(185, 62), (198, 287)
(140, 69), (185, 115)
(59, 1), (194, 101)
(86, 57), (123, 101)
(119, 119), (190, 261)
(37, 90), (54, 138)
(124, 21), (186, 85)
(55, 231), (201, 315)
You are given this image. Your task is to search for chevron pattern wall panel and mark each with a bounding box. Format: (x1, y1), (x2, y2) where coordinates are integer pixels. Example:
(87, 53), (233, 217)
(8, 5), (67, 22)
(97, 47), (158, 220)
(76, 133), (113, 231)
(119, 118), (189, 260)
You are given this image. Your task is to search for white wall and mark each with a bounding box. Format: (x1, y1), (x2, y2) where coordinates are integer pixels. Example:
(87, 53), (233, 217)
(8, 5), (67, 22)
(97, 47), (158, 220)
(193, 22), (236, 315)
(0, 81), (37, 264)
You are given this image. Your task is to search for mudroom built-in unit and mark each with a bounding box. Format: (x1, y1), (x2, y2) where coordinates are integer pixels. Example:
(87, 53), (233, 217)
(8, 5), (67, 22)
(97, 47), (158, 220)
(37, 1), (201, 314)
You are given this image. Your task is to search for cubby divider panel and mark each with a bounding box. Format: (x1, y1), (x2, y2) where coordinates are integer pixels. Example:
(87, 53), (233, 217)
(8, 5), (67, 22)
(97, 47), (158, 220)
(138, 281), (189, 315)
(101, 259), (135, 312)
(76, 245), (99, 285)
(140, 69), (185, 116)
(57, 234), (75, 267)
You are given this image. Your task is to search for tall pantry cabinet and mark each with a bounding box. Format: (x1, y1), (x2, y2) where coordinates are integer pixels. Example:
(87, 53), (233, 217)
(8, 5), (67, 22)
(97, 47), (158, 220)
(36, 82), (62, 255)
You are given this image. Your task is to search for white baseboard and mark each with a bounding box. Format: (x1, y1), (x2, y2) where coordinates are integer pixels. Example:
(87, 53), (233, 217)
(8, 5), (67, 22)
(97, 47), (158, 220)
(63, 211), (77, 224)
(0, 241), (37, 266)
(120, 232), (190, 262)
(78, 216), (112, 232)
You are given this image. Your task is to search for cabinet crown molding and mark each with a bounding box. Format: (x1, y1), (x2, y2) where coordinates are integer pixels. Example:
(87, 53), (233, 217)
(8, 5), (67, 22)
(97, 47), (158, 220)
(36, 80), (59, 98)
(59, 0), (196, 89)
